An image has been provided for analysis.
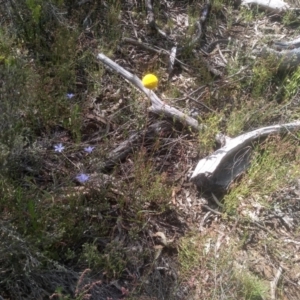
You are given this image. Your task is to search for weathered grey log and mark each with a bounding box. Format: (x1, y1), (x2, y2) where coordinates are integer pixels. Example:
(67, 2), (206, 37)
(191, 122), (300, 191)
(241, 0), (290, 12)
(97, 53), (203, 131)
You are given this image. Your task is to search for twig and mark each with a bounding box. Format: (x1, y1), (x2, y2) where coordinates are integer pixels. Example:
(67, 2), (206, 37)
(122, 37), (163, 54)
(217, 44), (228, 65)
(251, 221), (278, 238)
(186, 95), (217, 113)
(145, 0), (169, 39)
(199, 211), (212, 231)
(226, 66), (249, 80)
(202, 204), (222, 215)
(187, 3), (211, 48)
(211, 192), (224, 207)
(121, 37), (193, 73)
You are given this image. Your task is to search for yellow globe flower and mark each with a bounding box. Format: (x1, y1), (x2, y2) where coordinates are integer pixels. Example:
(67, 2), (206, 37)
(142, 74), (158, 90)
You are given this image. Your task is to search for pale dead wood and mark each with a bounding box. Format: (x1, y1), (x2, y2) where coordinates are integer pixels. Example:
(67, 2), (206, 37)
(168, 46), (177, 78)
(270, 266), (283, 300)
(97, 53), (203, 131)
(241, 0), (291, 12)
(191, 122), (300, 191)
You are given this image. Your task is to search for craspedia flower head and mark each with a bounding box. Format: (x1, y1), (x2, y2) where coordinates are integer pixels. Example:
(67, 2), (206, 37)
(142, 74), (158, 90)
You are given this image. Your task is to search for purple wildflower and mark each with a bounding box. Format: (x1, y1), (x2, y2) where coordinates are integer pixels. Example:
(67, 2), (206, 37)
(84, 146), (95, 153)
(54, 143), (65, 153)
(66, 93), (75, 99)
(76, 173), (90, 183)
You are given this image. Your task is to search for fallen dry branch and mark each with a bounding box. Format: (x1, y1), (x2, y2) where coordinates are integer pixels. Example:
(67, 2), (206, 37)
(270, 266), (283, 300)
(191, 121), (300, 191)
(97, 53), (203, 131)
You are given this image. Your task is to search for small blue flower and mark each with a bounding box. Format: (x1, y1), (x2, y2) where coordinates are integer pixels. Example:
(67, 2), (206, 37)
(76, 173), (90, 183)
(54, 143), (65, 153)
(66, 93), (75, 99)
(84, 146), (95, 153)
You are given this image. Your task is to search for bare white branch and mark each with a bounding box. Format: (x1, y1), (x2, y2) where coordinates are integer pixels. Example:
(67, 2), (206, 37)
(97, 53), (203, 131)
